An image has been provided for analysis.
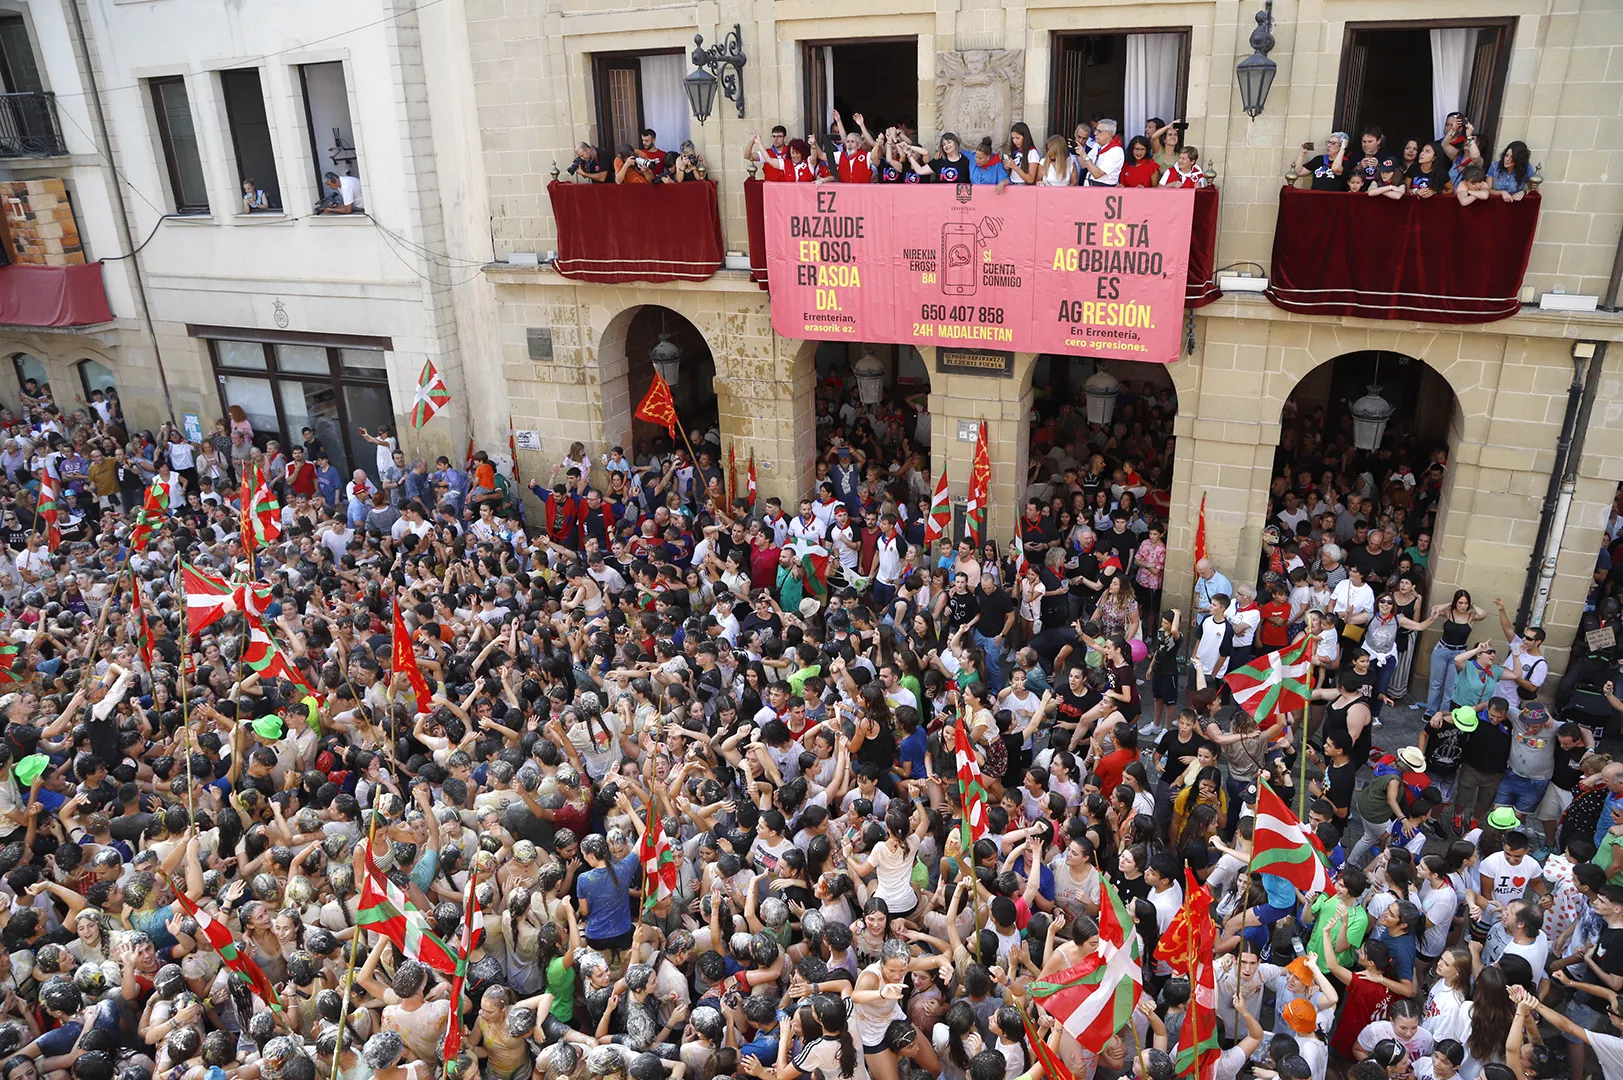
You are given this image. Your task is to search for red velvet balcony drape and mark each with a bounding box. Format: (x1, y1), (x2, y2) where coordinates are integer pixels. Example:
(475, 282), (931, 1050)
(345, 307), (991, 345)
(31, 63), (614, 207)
(0, 263), (113, 327)
(1186, 186), (1221, 309)
(547, 180), (725, 283)
(744, 179), (769, 290)
(1265, 186), (1540, 323)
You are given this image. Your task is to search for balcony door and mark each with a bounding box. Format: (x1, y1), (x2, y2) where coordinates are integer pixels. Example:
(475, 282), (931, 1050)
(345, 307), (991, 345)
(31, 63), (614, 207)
(1334, 21), (1515, 152)
(592, 50), (689, 156)
(799, 38), (918, 151)
(1050, 31), (1190, 149)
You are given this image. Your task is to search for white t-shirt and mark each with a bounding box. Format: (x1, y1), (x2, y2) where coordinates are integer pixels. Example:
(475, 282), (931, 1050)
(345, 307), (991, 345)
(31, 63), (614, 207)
(1331, 579), (1375, 620)
(1421, 981), (1470, 1043)
(1087, 142), (1125, 186)
(1584, 1030), (1623, 1080)
(339, 174), (364, 210)
(1418, 880), (1456, 957)
(1356, 1020), (1435, 1063)
(1006, 147), (1038, 183)
(1478, 851), (1544, 907)
(1497, 639), (1548, 700)
(1229, 605), (1261, 649)
(374, 436), (397, 479)
(1195, 616), (1230, 677)
(1503, 932), (1551, 984)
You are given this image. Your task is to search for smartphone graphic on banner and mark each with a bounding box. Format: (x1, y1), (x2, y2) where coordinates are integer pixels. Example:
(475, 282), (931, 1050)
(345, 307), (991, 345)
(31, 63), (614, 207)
(941, 223), (979, 296)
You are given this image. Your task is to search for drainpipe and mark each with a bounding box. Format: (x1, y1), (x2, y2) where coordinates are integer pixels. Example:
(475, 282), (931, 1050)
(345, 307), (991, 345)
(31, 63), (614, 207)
(64, 0), (176, 422)
(1522, 341), (1605, 629)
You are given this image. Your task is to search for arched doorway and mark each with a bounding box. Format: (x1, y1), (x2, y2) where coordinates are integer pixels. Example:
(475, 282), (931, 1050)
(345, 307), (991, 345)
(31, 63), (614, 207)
(1270, 350), (1461, 707)
(1030, 355), (1179, 527)
(623, 305), (717, 460)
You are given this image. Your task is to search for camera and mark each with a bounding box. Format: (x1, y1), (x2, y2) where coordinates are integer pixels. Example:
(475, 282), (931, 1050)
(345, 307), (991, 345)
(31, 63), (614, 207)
(567, 157), (583, 175)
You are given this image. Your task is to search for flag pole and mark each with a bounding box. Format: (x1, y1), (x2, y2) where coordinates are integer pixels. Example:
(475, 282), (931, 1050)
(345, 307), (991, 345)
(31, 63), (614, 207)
(331, 805), (382, 1080)
(175, 572), (195, 821)
(1298, 654), (1316, 822)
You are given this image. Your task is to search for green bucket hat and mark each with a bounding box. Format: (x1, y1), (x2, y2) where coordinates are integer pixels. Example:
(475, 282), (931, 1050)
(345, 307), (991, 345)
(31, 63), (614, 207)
(1451, 705), (1480, 733)
(14, 753), (48, 787)
(251, 715), (284, 741)
(1486, 806), (1522, 831)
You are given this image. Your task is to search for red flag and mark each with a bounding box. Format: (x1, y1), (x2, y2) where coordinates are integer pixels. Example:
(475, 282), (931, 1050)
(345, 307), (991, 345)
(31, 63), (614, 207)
(1162, 871), (1220, 1080)
(728, 444), (738, 507)
(747, 450), (757, 510)
(465, 436), (475, 471)
(131, 575), (155, 671)
(509, 419), (522, 492)
(1193, 493), (1208, 564)
(392, 602), (432, 707)
(966, 422), (990, 546)
(924, 468), (951, 547)
(634, 371), (679, 437)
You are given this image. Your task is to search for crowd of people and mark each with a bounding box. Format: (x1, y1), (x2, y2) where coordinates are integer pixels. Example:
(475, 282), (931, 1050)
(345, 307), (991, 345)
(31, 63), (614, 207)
(1, 354), (1621, 1080)
(1289, 114), (1535, 205)
(566, 116), (1210, 190)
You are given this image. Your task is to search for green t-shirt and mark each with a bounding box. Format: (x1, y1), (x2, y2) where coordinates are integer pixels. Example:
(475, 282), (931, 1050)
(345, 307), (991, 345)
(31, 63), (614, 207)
(1595, 833), (1623, 887)
(900, 674), (923, 704)
(777, 566), (804, 613)
(1305, 893), (1369, 971)
(1403, 545), (1429, 569)
(788, 664), (822, 698)
(546, 956), (575, 1022)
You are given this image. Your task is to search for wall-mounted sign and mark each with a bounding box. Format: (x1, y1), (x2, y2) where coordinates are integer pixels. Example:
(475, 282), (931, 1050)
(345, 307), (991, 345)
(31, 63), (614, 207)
(938, 348), (1015, 378)
(513, 429), (542, 451)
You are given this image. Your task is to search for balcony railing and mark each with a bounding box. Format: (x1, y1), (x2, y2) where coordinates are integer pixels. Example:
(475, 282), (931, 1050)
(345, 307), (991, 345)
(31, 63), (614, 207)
(546, 179), (724, 283)
(0, 92), (67, 158)
(1265, 185), (1541, 324)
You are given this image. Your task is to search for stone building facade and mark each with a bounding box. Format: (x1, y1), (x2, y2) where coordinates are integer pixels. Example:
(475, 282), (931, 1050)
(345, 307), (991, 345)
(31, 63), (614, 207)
(465, 0), (1623, 660)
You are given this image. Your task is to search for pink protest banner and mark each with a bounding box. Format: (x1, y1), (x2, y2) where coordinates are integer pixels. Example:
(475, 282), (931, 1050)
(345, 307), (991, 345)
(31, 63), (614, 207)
(763, 183), (1195, 362)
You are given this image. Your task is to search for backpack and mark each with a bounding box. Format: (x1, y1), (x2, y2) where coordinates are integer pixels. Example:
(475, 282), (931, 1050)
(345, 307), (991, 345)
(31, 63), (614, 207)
(1368, 755), (1432, 813)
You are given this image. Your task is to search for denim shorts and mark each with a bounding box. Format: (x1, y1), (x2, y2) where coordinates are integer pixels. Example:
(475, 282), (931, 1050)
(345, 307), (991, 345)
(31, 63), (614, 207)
(1494, 771), (1550, 815)
(1565, 999), (1604, 1044)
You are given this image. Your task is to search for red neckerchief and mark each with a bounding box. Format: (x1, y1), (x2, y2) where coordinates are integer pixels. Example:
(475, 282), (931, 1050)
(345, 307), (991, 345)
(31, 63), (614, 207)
(1097, 136), (1123, 155)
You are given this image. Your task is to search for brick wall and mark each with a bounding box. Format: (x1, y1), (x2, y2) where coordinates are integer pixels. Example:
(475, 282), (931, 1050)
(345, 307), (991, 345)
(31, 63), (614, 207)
(0, 178), (86, 266)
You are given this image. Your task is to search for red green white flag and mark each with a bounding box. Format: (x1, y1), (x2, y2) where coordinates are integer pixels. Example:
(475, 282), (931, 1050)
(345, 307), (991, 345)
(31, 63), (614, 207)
(358, 847), (461, 975)
(132, 575), (155, 671)
(1030, 876), (1143, 1051)
(1223, 634), (1313, 726)
(440, 878), (482, 1063)
(953, 712), (988, 848)
(168, 879), (282, 1009)
(242, 607), (315, 698)
(249, 466), (282, 546)
(1251, 780), (1329, 894)
(924, 468), (951, 547)
(0, 643), (19, 685)
(36, 471), (61, 552)
(639, 800), (677, 911)
(793, 539), (830, 603)
(412, 359), (451, 429)
(128, 479), (169, 551)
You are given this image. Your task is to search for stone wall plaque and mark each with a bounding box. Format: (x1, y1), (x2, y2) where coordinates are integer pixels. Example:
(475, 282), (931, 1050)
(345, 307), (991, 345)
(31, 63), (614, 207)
(939, 348), (1015, 378)
(526, 327), (553, 361)
(935, 50), (1025, 145)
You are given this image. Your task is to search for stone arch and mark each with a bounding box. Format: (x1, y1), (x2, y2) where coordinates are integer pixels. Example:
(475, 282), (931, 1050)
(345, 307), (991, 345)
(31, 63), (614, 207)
(593, 300), (717, 461)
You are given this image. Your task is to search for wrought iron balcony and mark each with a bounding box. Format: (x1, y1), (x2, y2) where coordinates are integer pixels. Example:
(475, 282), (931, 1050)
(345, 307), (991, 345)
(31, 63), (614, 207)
(0, 92), (67, 158)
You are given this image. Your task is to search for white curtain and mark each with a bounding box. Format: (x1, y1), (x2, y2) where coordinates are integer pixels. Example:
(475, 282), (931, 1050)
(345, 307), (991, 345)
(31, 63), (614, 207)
(1124, 34), (1181, 146)
(638, 53), (690, 152)
(1429, 29), (1473, 142)
(824, 46), (835, 133)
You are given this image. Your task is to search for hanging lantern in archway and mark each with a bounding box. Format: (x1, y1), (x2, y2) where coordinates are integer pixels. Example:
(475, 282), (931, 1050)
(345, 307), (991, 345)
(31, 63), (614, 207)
(853, 345), (886, 406)
(1083, 367), (1121, 426)
(650, 332), (682, 388)
(1350, 384), (1395, 449)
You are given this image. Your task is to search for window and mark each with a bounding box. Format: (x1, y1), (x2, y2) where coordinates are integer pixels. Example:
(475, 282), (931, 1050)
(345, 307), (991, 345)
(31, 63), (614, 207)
(203, 334), (394, 479)
(1050, 31), (1190, 151)
(297, 62), (359, 197)
(77, 359), (115, 401)
(592, 50), (689, 157)
(149, 77), (208, 213)
(0, 15), (62, 159)
(11, 352), (46, 395)
(1335, 20), (1514, 155)
(220, 68), (281, 211)
(801, 39), (918, 149)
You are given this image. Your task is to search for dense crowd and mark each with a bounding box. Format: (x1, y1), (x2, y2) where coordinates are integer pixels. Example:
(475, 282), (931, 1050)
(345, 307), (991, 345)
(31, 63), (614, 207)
(1289, 115), (1534, 205)
(569, 116), (1209, 190)
(1, 356), (1622, 1080)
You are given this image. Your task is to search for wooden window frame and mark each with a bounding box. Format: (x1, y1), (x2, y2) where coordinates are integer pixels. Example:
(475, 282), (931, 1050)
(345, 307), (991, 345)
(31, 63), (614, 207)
(149, 76), (209, 214)
(220, 67), (281, 211)
(1047, 29), (1193, 146)
(1332, 18), (1517, 152)
(590, 50), (684, 155)
(797, 36), (919, 148)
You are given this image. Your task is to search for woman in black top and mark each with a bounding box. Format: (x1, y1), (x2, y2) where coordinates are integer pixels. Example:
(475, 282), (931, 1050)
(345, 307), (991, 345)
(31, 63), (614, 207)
(1314, 727), (1359, 837)
(1154, 708), (1216, 822)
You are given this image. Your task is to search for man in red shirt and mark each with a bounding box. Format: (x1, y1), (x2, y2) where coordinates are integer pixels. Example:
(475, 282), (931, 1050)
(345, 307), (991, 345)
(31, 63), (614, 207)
(748, 126), (790, 177)
(1259, 580), (1294, 655)
(829, 110), (875, 184)
(284, 447), (317, 499)
(633, 128), (667, 180)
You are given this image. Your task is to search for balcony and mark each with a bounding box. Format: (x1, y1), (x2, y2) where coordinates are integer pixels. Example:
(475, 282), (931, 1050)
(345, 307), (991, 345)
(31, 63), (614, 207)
(545, 179), (724, 283)
(0, 263), (113, 328)
(0, 92), (67, 158)
(744, 179), (1225, 309)
(1264, 185), (1541, 324)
